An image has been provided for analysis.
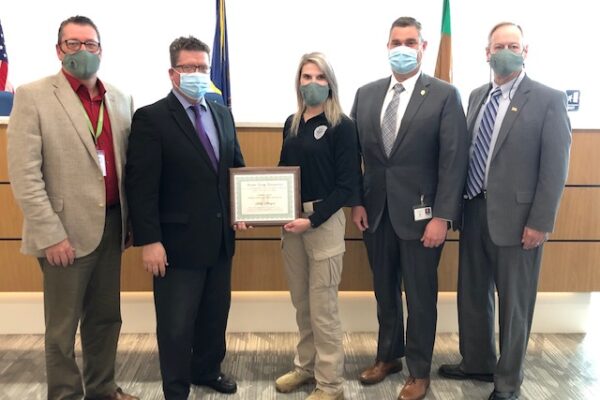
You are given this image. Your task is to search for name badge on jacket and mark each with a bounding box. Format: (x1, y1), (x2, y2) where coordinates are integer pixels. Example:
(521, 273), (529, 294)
(413, 195), (432, 221)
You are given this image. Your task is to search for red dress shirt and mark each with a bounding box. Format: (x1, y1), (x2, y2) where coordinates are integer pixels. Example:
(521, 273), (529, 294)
(63, 71), (119, 206)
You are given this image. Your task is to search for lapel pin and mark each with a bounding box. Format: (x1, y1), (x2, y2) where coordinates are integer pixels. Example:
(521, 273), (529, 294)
(420, 90), (426, 96)
(511, 106), (518, 112)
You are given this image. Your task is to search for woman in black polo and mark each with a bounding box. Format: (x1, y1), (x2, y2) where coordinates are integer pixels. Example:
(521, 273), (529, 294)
(275, 52), (359, 400)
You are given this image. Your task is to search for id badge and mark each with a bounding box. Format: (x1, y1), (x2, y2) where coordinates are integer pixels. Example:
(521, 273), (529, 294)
(413, 194), (432, 221)
(97, 150), (107, 176)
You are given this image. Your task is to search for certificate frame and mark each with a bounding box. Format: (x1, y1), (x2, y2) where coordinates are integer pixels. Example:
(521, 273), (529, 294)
(229, 166), (301, 226)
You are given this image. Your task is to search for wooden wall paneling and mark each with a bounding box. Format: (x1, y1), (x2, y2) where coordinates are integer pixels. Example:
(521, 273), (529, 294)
(0, 124), (8, 181)
(344, 208), (362, 239)
(120, 247), (152, 291)
(438, 242), (459, 291)
(236, 227), (280, 239)
(552, 187), (600, 240)
(2, 126), (600, 293)
(0, 241), (42, 291)
(232, 240), (288, 290)
(339, 241), (372, 290)
(566, 130), (600, 185)
(538, 243), (600, 291)
(237, 127), (282, 167)
(0, 184), (22, 238)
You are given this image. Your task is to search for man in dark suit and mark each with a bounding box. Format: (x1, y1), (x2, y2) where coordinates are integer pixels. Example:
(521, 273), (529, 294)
(125, 36), (245, 400)
(438, 23), (571, 400)
(351, 16), (469, 400)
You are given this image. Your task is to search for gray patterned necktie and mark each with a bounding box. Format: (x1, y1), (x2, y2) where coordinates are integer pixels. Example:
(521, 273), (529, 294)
(381, 83), (405, 156)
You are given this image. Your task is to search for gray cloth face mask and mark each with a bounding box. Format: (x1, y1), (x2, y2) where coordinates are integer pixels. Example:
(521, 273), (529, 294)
(300, 83), (330, 107)
(62, 50), (101, 80)
(489, 49), (524, 77)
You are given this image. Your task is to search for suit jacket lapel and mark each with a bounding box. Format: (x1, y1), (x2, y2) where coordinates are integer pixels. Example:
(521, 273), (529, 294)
(370, 78), (391, 159)
(105, 89), (125, 183)
(467, 84), (491, 140)
(167, 93), (217, 174)
(207, 103), (225, 173)
(491, 75), (531, 161)
(52, 72), (98, 164)
(390, 74), (430, 155)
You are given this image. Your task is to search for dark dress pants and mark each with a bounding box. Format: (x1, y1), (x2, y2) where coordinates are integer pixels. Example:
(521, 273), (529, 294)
(364, 206), (442, 378)
(153, 247), (232, 400)
(458, 197), (542, 393)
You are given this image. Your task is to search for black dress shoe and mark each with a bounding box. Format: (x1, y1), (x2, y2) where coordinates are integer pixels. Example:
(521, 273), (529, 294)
(438, 363), (494, 382)
(193, 373), (237, 394)
(488, 390), (518, 400)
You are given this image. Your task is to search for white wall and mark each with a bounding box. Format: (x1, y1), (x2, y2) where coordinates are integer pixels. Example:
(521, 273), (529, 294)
(2, 292), (598, 334)
(2, 0), (598, 128)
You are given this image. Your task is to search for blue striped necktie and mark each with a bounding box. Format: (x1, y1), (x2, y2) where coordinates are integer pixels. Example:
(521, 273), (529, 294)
(465, 87), (502, 199)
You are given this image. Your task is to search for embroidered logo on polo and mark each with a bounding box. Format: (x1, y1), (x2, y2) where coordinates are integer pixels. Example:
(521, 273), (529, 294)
(314, 125), (327, 140)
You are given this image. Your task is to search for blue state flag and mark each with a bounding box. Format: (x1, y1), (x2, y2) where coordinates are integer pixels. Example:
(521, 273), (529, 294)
(210, 0), (231, 107)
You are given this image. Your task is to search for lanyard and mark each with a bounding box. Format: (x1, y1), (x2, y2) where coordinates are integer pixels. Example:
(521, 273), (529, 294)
(81, 100), (105, 143)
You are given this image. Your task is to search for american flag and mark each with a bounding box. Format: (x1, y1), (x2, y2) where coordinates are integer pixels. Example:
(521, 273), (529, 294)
(0, 20), (8, 91)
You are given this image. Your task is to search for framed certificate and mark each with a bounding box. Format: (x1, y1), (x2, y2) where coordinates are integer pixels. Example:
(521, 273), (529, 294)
(230, 167), (301, 226)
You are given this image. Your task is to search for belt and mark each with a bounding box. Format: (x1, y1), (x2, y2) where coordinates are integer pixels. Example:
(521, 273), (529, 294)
(469, 191), (486, 200)
(302, 200), (322, 213)
(106, 203), (120, 211)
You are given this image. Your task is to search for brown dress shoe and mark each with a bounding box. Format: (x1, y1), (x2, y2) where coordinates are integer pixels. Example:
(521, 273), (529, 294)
(359, 359), (403, 385)
(97, 388), (140, 400)
(398, 376), (430, 400)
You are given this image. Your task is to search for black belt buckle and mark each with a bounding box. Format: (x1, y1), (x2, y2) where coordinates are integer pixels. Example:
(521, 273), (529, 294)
(474, 190), (487, 199)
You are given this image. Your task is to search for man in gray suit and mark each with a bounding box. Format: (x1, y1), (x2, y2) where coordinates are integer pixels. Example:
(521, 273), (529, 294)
(351, 16), (468, 400)
(8, 16), (137, 400)
(438, 22), (571, 400)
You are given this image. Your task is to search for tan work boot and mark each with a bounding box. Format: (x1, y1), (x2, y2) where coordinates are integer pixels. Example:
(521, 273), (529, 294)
(306, 388), (344, 400)
(275, 369), (314, 393)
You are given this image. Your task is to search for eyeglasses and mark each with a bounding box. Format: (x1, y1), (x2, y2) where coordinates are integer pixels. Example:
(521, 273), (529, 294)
(175, 64), (211, 74)
(61, 39), (101, 53)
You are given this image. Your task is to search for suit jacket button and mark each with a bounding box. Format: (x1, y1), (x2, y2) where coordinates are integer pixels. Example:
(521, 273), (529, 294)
(216, 213), (222, 219)
(98, 203), (104, 208)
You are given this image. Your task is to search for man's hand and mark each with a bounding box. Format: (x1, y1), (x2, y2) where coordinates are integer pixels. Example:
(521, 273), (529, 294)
(521, 226), (548, 250)
(142, 242), (168, 277)
(233, 222), (252, 231)
(124, 220), (134, 249)
(352, 206), (369, 232)
(283, 218), (311, 233)
(124, 230), (134, 249)
(45, 239), (75, 267)
(421, 217), (447, 248)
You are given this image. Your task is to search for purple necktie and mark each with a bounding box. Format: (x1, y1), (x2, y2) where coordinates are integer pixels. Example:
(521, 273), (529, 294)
(190, 104), (219, 171)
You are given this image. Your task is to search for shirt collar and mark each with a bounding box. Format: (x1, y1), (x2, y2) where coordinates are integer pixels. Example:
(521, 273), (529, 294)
(387, 70), (421, 94)
(493, 69), (526, 99)
(172, 88), (208, 111)
(62, 69), (106, 100)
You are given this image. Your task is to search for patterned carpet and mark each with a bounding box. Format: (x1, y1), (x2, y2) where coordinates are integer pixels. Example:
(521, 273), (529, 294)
(0, 332), (598, 399)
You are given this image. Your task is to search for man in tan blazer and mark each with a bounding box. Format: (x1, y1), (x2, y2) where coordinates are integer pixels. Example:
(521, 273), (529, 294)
(7, 16), (137, 400)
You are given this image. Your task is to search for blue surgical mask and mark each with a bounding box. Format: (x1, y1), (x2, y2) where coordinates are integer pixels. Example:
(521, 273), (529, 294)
(178, 72), (210, 100)
(388, 46), (419, 74)
(300, 82), (330, 107)
(489, 49), (524, 77)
